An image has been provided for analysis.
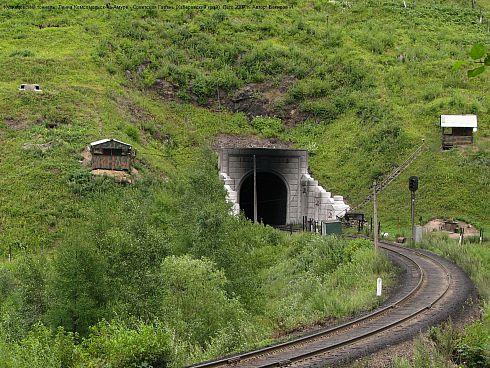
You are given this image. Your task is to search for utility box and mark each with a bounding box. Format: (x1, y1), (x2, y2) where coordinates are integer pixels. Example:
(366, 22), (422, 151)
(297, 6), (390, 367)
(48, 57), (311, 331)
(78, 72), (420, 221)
(322, 220), (342, 235)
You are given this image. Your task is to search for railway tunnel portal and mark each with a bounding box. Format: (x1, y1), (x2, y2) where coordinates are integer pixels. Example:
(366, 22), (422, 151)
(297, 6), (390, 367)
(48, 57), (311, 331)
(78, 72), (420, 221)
(219, 148), (349, 225)
(239, 171), (288, 226)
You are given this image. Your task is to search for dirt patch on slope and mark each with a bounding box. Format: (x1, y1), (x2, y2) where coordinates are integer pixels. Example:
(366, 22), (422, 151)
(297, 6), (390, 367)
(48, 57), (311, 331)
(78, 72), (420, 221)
(151, 76), (309, 125)
(4, 117), (28, 130)
(112, 95), (154, 123)
(91, 168), (139, 184)
(212, 134), (293, 149)
(424, 218), (480, 239)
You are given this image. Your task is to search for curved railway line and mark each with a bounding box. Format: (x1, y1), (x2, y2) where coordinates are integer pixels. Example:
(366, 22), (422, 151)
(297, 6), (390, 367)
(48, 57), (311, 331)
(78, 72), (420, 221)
(190, 240), (475, 368)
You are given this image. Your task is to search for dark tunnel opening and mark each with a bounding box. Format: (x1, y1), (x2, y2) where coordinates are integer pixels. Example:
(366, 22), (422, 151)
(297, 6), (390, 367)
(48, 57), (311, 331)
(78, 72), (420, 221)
(239, 172), (287, 226)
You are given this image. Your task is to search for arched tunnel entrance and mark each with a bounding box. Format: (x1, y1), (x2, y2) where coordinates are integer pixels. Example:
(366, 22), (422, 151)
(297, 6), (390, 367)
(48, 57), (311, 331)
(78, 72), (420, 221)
(239, 172), (287, 226)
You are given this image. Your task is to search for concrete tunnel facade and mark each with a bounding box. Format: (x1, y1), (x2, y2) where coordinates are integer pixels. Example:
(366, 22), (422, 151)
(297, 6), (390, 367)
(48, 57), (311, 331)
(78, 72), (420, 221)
(218, 148), (349, 226)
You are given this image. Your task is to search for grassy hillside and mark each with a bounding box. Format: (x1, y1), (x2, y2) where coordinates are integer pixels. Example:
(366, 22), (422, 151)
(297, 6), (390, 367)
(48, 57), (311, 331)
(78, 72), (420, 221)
(1, 0), (488, 250)
(0, 0), (488, 366)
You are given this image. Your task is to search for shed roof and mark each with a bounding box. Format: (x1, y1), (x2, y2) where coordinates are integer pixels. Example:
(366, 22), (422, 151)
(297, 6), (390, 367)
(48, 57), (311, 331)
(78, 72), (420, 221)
(440, 115), (478, 128)
(90, 138), (132, 148)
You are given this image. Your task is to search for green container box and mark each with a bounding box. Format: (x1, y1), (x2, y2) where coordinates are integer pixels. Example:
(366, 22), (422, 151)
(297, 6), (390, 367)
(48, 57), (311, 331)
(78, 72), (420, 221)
(322, 221), (342, 235)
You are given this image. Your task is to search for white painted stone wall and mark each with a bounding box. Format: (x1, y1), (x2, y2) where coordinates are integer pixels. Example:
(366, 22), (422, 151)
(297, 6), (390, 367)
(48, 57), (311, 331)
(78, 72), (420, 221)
(219, 148), (349, 224)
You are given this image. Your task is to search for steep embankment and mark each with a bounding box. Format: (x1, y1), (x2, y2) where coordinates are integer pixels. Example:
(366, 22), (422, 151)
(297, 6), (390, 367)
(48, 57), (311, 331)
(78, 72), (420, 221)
(1, 1), (488, 250)
(0, 1), (488, 366)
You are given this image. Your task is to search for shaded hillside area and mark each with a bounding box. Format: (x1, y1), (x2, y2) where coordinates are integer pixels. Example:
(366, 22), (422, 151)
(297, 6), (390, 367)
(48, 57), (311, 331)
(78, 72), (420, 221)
(0, 0), (488, 366)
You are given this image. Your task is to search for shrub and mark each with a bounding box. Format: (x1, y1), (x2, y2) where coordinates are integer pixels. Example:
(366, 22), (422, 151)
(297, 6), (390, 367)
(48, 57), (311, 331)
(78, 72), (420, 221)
(157, 255), (246, 348)
(251, 116), (284, 137)
(9, 49), (34, 57)
(124, 124), (140, 142)
(81, 320), (175, 368)
(67, 169), (114, 197)
(0, 324), (78, 368)
(46, 238), (109, 336)
(343, 238), (371, 262)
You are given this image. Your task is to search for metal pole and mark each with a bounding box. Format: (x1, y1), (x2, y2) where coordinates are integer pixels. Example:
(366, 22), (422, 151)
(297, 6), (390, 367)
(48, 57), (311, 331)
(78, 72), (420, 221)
(373, 181), (378, 250)
(253, 154), (257, 224)
(411, 191), (415, 245)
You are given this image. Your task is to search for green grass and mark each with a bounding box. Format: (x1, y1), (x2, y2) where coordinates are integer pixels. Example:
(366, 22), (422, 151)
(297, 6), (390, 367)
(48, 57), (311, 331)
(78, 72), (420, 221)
(0, 0), (488, 366)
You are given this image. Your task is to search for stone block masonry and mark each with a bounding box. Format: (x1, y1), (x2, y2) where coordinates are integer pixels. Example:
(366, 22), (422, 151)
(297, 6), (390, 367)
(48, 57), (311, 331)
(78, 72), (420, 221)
(218, 148), (349, 225)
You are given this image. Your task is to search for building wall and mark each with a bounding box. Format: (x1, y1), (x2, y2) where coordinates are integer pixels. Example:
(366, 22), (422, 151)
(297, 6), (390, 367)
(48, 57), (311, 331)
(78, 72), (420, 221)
(219, 148), (349, 224)
(90, 140), (133, 171)
(91, 155), (132, 171)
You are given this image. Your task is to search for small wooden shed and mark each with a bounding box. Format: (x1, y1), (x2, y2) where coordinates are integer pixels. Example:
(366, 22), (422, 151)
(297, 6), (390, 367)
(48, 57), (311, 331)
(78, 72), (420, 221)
(89, 139), (134, 171)
(440, 114), (477, 150)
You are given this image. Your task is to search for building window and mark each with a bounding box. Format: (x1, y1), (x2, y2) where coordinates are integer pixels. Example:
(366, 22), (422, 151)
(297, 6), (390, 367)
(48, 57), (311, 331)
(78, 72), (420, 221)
(102, 148), (123, 156)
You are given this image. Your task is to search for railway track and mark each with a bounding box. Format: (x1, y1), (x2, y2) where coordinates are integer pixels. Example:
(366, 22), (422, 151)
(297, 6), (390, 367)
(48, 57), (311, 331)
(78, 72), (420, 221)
(189, 240), (475, 368)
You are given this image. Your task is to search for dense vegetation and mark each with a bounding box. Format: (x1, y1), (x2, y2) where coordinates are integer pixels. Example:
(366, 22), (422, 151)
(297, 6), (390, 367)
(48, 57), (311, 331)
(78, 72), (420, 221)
(0, 155), (394, 366)
(0, 0), (488, 367)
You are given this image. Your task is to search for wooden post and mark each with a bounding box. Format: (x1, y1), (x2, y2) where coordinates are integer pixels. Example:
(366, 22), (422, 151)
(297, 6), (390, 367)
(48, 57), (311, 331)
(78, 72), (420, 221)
(8, 244), (12, 262)
(373, 181), (379, 250)
(253, 155), (257, 224)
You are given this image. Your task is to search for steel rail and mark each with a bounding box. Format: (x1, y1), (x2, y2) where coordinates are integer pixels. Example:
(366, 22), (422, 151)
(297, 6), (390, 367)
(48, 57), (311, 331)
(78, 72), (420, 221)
(253, 242), (452, 367)
(189, 240), (452, 368)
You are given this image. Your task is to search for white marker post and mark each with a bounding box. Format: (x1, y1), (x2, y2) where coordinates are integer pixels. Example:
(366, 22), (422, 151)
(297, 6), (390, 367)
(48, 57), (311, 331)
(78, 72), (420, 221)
(376, 277), (382, 297)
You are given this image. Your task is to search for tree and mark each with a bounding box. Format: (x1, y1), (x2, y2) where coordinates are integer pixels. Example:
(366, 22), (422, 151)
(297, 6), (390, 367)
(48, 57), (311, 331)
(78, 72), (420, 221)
(157, 255), (245, 347)
(46, 237), (108, 336)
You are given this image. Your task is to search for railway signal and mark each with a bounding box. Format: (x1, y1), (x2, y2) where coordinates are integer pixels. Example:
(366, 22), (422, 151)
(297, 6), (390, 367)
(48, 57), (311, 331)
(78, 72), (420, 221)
(409, 176), (419, 245)
(409, 176), (418, 192)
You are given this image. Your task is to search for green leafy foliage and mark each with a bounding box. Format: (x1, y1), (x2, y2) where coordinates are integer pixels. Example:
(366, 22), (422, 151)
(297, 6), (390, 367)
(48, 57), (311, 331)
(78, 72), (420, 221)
(454, 43), (488, 78)
(251, 116), (284, 138)
(46, 238), (109, 336)
(0, 324), (78, 368)
(80, 320), (175, 368)
(469, 44), (486, 60)
(0, 0), (487, 366)
(157, 255), (245, 347)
